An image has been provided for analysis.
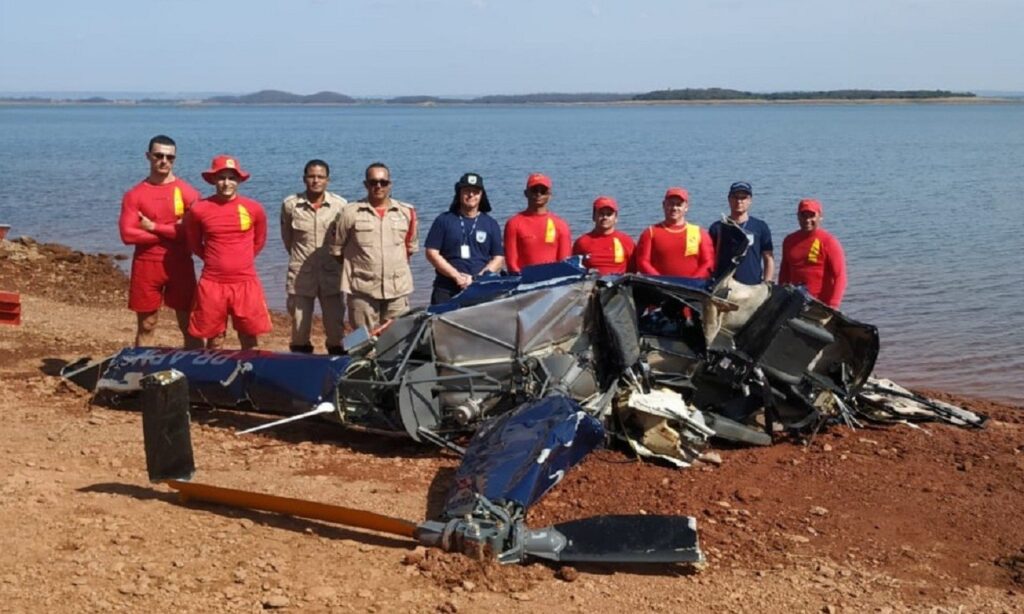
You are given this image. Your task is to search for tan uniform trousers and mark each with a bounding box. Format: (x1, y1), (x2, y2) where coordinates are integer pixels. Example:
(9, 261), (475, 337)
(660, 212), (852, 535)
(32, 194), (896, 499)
(346, 292), (409, 332)
(287, 293), (344, 348)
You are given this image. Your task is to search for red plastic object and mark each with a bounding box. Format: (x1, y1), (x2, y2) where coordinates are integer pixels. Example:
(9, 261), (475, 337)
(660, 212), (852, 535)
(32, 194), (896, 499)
(0, 291), (21, 326)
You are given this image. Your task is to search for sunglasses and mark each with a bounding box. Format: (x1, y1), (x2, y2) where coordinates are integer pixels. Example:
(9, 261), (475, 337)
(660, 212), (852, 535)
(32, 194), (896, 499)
(365, 179), (391, 187)
(527, 186), (550, 195)
(150, 153), (176, 161)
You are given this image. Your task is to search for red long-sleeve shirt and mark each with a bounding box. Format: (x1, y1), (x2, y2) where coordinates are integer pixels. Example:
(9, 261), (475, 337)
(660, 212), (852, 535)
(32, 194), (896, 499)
(118, 179), (199, 261)
(185, 194), (267, 282)
(503, 211), (571, 274)
(635, 223), (715, 279)
(572, 230), (635, 274)
(779, 228), (847, 308)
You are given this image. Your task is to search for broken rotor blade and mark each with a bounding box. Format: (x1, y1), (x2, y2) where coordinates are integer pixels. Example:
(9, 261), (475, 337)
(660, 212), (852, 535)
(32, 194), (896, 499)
(165, 480), (418, 539)
(524, 514), (703, 564)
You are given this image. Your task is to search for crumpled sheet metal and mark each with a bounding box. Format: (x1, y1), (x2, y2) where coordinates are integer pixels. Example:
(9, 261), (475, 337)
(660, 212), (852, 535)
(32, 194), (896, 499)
(615, 388), (714, 467)
(856, 378), (987, 428)
(431, 278), (594, 366)
(444, 395), (604, 517)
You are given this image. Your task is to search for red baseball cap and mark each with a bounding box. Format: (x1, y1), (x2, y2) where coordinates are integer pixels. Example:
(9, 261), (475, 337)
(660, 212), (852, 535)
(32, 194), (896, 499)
(664, 187), (689, 202)
(526, 173), (552, 189)
(202, 155), (251, 184)
(797, 198), (823, 215)
(592, 196), (618, 212)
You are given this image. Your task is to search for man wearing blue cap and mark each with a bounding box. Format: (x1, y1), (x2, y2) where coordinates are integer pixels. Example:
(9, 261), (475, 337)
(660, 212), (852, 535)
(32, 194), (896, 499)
(709, 181), (774, 285)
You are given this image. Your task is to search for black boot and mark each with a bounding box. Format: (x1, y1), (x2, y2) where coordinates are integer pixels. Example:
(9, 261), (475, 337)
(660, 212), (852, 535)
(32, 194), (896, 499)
(326, 345), (346, 356)
(289, 344), (314, 354)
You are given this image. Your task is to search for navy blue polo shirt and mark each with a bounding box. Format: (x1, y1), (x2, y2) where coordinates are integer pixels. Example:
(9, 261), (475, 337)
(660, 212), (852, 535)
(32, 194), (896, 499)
(425, 211), (504, 292)
(709, 216), (774, 284)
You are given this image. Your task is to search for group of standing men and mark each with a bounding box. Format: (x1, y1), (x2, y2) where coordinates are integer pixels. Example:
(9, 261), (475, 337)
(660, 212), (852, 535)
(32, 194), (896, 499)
(283, 160), (420, 353)
(119, 136), (272, 351)
(119, 135), (847, 353)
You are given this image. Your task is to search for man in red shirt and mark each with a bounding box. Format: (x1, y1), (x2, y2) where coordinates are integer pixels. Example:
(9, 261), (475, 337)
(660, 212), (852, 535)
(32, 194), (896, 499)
(118, 134), (202, 348)
(572, 196), (635, 274)
(635, 187), (715, 279)
(185, 155), (272, 350)
(778, 198), (847, 309)
(503, 173), (572, 274)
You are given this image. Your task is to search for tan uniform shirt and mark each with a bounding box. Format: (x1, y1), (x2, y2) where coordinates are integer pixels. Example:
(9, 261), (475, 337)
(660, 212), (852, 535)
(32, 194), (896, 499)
(331, 199), (418, 300)
(280, 191), (347, 297)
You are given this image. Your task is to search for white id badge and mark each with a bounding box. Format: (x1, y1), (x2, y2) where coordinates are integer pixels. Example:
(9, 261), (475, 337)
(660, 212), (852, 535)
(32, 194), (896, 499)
(460, 244), (470, 259)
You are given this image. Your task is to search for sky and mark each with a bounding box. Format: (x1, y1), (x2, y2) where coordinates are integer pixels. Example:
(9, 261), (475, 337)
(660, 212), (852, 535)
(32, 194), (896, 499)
(1, 0), (1021, 96)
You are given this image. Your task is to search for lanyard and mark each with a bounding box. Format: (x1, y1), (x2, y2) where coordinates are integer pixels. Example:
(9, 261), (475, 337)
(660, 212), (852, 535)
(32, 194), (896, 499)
(459, 214), (480, 245)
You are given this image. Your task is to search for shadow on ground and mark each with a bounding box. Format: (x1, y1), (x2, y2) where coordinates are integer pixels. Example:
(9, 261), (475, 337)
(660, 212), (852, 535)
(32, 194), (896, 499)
(40, 357), (70, 377)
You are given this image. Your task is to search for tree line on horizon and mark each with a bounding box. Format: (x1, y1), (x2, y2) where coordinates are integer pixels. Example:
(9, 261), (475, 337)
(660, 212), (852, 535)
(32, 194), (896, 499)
(1, 87), (978, 105)
(634, 88), (975, 101)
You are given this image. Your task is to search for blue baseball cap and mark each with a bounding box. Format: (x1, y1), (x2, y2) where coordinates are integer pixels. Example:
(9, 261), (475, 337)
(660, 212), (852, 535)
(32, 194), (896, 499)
(729, 181), (752, 196)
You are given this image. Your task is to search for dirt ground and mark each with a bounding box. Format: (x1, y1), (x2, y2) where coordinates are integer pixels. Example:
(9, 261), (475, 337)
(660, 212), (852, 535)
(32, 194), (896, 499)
(1, 236), (1022, 613)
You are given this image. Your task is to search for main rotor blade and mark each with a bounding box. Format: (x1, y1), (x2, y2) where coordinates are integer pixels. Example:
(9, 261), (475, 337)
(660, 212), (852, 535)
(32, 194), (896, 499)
(166, 480), (418, 539)
(526, 514), (703, 564)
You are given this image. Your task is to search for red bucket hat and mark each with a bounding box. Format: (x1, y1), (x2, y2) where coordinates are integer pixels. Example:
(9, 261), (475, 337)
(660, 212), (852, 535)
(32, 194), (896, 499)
(797, 198), (823, 215)
(201, 155), (251, 184)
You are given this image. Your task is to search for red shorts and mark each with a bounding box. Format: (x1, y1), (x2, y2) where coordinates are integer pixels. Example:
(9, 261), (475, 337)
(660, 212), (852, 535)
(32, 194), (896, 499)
(187, 276), (273, 339)
(128, 257), (196, 312)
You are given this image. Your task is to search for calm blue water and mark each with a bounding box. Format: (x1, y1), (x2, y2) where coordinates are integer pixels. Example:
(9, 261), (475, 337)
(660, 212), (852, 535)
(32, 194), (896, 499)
(1, 104), (1022, 403)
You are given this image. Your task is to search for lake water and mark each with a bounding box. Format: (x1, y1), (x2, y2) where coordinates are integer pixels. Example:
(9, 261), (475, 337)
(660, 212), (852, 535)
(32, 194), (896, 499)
(1, 103), (1022, 403)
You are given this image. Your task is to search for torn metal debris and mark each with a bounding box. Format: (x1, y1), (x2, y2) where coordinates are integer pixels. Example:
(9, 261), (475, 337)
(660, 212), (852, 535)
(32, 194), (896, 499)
(854, 378), (987, 428)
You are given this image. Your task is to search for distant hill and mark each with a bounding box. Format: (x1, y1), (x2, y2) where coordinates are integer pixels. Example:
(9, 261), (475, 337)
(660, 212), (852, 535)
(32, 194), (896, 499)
(471, 92), (633, 104)
(634, 88), (976, 101)
(303, 90), (358, 103)
(0, 96), (54, 103)
(205, 89), (355, 104)
(386, 95), (453, 104)
(0, 95), (114, 103)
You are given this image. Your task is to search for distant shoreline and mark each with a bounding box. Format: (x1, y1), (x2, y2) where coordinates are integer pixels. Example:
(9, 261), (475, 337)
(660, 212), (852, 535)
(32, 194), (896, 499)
(4, 87), (1011, 107)
(2, 97), (1021, 108)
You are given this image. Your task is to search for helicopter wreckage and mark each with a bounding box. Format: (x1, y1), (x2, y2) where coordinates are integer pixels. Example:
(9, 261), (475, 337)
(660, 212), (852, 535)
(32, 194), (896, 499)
(64, 221), (986, 566)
